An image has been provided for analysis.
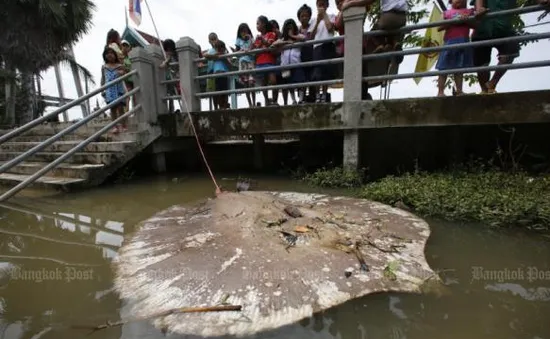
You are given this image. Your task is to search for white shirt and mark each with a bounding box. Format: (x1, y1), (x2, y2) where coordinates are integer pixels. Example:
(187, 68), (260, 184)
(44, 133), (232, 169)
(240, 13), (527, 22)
(281, 46), (301, 65)
(381, 0), (408, 12)
(308, 13), (337, 48)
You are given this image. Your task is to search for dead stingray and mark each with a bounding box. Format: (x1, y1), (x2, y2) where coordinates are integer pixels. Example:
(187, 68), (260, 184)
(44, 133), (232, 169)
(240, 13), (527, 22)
(113, 191), (442, 337)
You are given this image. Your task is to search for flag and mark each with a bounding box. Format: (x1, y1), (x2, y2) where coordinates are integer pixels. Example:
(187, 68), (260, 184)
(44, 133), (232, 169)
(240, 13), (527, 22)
(413, 3), (445, 84)
(129, 0), (143, 26)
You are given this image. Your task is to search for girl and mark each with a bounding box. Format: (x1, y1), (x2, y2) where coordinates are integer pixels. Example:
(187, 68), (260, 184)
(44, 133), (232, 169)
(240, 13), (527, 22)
(278, 19), (307, 105)
(100, 47), (127, 133)
(436, 0), (475, 96)
(234, 23), (256, 107)
(205, 33), (231, 110)
(309, 0), (337, 103)
(270, 20), (283, 104)
(297, 4), (315, 103)
(106, 29), (125, 61)
(253, 16), (278, 106)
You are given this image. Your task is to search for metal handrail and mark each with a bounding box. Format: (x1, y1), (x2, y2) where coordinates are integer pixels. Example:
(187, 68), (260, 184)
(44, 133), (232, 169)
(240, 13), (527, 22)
(191, 59), (549, 98)
(189, 31), (549, 82)
(363, 4), (547, 37)
(0, 87), (139, 175)
(362, 31), (550, 61)
(362, 59), (550, 83)
(189, 4), (545, 64)
(0, 104), (142, 202)
(0, 70), (137, 145)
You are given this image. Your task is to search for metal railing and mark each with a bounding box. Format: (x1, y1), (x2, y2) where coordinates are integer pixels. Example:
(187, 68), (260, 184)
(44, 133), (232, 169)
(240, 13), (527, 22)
(0, 70), (137, 144)
(0, 70), (141, 202)
(162, 5), (548, 104)
(0, 104), (142, 202)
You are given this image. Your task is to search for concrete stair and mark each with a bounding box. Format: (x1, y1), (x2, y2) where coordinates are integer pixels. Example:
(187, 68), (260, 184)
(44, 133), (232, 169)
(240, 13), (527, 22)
(0, 121), (160, 192)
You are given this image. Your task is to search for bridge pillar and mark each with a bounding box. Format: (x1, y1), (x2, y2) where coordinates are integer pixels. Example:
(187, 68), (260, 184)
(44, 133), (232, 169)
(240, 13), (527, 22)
(145, 44), (168, 117)
(176, 37), (201, 112)
(130, 47), (157, 128)
(342, 6), (366, 170)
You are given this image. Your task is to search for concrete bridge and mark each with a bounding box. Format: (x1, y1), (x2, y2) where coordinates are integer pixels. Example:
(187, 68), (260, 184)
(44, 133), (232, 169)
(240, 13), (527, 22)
(0, 5), (549, 198)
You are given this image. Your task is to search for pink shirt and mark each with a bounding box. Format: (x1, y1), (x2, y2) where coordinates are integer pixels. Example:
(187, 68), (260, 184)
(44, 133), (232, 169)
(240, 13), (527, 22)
(443, 8), (474, 40)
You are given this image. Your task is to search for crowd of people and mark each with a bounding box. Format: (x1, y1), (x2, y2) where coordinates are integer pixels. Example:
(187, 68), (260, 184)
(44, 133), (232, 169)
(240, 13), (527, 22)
(99, 0), (549, 120)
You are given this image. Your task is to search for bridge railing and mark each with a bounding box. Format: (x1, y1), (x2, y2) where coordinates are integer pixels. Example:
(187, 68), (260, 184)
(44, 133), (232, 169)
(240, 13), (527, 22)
(158, 4), (548, 111)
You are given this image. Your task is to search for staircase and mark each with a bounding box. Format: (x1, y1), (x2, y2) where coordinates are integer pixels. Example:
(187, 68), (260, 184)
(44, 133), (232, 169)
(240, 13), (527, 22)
(0, 120), (159, 192)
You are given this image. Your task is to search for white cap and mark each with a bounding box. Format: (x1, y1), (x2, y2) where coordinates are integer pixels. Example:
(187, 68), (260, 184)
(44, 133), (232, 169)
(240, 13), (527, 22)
(121, 40), (130, 46)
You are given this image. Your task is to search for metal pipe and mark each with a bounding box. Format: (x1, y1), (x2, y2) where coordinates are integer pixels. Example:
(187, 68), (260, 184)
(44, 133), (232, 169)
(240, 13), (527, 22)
(0, 70), (137, 145)
(190, 59), (549, 98)
(193, 35), (344, 63)
(191, 31), (550, 82)
(362, 60), (550, 83)
(362, 32), (550, 61)
(192, 79), (342, 98)
(363, 4), (547, 37)
(0, 87), (140, 175)
(0, 104), (142, 202)
(192, 57), (345, 81)
(189, 5), (545, 64)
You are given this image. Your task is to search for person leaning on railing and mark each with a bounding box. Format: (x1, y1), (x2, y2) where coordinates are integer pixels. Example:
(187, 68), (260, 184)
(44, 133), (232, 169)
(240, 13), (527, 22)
(471, 0), (549, 94)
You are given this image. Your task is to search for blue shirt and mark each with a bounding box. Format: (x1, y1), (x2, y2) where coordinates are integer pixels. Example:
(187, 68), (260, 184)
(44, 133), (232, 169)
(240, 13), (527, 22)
(207, 48), (229, 73)
(235, 37), (254, 64)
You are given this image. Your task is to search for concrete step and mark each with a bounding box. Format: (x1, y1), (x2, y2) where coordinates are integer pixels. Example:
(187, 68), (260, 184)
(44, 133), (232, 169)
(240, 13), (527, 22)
(0, 151), (117, 165)
(0, 173), (86, 191)
(0, 123), (111, 138)
(2, 161), (105, 180)
(0, 141), (136, 153)
(8, 131), (142, 143)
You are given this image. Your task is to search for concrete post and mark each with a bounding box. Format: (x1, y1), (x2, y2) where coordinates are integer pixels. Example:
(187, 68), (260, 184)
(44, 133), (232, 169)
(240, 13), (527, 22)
(129, 47), (157, 128)
(145, 44), (168, 117)
(176, 37), (201, 112)
(342, 6), (366, 170)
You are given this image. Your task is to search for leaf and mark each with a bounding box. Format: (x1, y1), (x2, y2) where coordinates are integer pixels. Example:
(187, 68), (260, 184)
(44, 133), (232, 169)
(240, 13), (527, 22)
(294, 225), (309, 233)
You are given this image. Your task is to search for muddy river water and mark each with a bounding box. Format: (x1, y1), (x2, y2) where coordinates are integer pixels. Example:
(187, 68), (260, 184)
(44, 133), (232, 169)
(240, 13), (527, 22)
(1, 174), (549, 339)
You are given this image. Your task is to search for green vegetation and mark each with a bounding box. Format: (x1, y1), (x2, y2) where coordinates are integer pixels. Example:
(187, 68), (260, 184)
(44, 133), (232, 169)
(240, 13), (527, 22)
(302, 166), (550, 231)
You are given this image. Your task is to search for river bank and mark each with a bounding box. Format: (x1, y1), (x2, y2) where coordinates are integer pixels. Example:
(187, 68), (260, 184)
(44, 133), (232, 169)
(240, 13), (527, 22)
(302, 167), (550, 231)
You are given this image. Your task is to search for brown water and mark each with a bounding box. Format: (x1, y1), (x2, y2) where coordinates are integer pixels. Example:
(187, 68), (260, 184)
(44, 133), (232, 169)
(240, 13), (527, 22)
(1, 174), (549, 339)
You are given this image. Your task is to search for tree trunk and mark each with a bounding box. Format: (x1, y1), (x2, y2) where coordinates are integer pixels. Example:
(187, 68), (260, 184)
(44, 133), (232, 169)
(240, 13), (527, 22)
(18, 72), (34, 124)
(4, 65), (16, 127)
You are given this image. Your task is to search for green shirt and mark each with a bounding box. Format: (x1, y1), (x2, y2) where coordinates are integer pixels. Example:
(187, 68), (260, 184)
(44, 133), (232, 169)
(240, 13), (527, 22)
(474, 0), (516, 38)
(123, 56), (133, 84)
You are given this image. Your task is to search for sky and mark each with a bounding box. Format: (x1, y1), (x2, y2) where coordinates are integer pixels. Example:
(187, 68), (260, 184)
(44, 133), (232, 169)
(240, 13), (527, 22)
(39, 0), (550, 120)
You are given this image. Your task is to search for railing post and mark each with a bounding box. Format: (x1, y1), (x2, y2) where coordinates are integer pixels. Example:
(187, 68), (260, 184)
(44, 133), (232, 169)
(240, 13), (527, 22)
(342, 5), (366, 171)
(145, 44), (168, 117)
(176, 37), (201, 112)
(130, 48), (157, 128)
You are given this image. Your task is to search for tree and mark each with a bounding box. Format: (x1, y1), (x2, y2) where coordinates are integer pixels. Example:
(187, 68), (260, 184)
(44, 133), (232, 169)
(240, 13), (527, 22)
(0, 0), (95, 126)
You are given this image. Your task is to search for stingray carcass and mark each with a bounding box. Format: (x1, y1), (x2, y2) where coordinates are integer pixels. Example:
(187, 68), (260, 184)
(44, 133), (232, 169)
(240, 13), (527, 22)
(114, 191), (440, 337)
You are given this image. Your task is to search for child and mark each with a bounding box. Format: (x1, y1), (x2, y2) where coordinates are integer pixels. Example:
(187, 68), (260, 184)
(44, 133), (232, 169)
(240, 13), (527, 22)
(100, 47), (127, 133)
(297, 4), (315, 103)
(234, 23), (256, 108)
(106, 29), (125, 61)
(205, 33), (230, 110)
(253, 16), (278, 106)
(435, 0), (476, 96)
(277, 19), (307, 105)
(121, 40), (133, 111)
(309, 0), (337, 103)
(159, 39), (181, 113)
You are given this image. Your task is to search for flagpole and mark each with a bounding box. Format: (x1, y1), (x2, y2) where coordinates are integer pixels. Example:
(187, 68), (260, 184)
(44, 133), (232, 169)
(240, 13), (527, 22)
(142, 0), (167, 61)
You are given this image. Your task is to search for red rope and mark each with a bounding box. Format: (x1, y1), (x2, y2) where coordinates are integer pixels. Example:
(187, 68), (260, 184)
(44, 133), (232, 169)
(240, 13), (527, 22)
(177, 86), (222, 196)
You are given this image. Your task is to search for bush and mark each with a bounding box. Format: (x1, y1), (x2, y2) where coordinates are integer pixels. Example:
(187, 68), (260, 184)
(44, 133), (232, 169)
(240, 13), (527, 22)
(359, 170), (550, 230)
(303, 167), (365, 189)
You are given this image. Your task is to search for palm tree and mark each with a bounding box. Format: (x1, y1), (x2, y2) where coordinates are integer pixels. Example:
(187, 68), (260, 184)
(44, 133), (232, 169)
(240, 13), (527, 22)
(0, 0), (95, 126)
